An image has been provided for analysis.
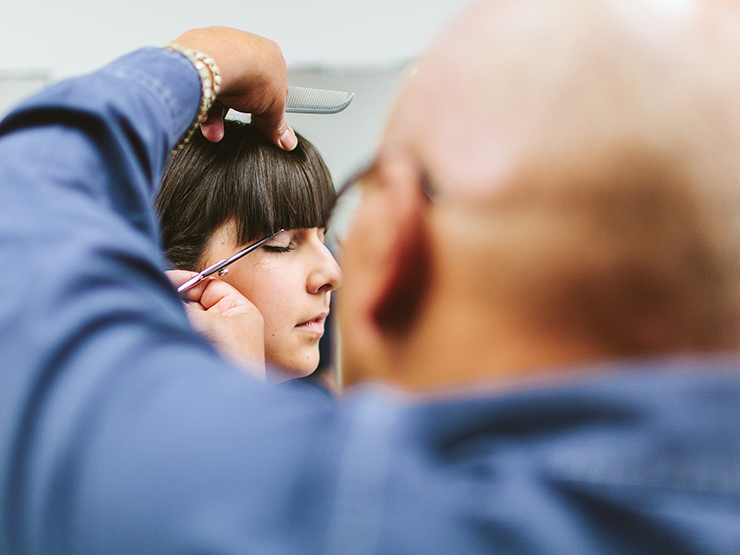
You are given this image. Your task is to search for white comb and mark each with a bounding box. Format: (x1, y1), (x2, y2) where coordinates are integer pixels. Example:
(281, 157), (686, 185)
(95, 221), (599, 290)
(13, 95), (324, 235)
(285, 86), (354, 114)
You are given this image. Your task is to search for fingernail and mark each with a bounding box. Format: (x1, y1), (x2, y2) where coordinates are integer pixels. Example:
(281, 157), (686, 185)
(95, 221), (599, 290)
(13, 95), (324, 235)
(279, 127), (298, 151)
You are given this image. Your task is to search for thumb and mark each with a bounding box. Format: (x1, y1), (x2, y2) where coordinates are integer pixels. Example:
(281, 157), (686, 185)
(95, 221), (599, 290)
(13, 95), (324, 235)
(251, 113), (298, 151)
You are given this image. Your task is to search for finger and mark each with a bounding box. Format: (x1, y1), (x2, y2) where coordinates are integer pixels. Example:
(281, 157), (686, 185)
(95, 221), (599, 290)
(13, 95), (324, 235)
(251, 113), (297, 151)
(279, 122), (298, 152)
(168, 27), (296, 150)
(199, 104), (228, 143)
(165, 270), (212, 304)
(184, 301), (206, 314)
(198, 278), (255, 315)
(166, 269), (199, 288)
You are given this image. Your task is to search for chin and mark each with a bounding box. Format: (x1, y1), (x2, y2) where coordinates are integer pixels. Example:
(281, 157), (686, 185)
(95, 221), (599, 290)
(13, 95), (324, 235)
(285, 364), (316, 380)
(267, 352), (319, 382)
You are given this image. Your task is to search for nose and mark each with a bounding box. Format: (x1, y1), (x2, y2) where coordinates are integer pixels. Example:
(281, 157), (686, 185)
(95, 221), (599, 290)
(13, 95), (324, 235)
(307, 240), (343, 295)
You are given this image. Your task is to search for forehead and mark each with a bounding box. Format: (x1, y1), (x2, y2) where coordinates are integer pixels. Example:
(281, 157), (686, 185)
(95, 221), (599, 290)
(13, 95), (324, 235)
(203, 219), (239, 257)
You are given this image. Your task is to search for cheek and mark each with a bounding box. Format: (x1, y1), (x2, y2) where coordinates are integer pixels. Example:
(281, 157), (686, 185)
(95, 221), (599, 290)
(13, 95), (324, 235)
(226, 265), (297, 329)
(226, 259), (322, 377)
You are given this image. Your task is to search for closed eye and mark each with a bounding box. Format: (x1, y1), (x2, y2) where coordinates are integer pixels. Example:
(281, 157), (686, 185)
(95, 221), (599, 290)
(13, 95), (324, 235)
(262, 244), (294, 253)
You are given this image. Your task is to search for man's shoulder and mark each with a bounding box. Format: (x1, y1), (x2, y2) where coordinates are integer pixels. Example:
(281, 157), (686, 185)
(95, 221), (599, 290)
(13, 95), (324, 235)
(343, 358), (740, 554)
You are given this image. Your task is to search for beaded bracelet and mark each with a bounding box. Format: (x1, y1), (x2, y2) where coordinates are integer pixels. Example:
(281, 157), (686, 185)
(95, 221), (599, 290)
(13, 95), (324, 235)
(162, 43), (222, 150)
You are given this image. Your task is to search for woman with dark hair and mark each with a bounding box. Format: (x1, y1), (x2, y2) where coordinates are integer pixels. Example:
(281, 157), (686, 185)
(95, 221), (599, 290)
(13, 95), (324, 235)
(158, 120), (342, 381)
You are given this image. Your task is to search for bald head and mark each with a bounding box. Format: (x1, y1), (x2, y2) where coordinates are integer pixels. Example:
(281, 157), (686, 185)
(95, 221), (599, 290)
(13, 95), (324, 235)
(340, 0), (740, 390)
(388, 0), (740, 194)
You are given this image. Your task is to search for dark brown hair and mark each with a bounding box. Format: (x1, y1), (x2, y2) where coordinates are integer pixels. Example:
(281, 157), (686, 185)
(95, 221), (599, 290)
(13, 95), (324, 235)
(157, 121), (335, 271)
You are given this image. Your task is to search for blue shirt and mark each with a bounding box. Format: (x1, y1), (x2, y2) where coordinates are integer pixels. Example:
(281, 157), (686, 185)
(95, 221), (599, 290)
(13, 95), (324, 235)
(0, 47), (739, 554)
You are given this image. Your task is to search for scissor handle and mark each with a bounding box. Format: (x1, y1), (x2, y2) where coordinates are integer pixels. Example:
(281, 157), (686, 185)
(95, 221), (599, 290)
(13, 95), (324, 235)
(176, 258), (227, 294)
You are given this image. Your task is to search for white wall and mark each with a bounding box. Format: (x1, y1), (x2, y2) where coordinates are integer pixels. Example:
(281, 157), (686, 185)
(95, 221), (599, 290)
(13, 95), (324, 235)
(0, 0), (475, 181)
(0, 0), (472, 76)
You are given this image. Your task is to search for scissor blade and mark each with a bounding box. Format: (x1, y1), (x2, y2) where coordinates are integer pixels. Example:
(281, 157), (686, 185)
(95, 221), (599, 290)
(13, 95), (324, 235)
(176, 229), (284, 295)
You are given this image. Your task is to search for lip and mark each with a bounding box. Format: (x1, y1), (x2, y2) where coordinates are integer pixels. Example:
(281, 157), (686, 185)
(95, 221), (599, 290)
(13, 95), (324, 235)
(296, 311), (329, 335)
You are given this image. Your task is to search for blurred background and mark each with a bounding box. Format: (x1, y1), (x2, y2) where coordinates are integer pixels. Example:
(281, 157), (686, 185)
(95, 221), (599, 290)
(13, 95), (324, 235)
(0, 0), (474, 183)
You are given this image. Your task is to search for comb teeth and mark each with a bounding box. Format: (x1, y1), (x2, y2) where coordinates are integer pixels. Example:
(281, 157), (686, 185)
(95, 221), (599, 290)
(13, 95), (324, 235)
(285, 86), (354, 114)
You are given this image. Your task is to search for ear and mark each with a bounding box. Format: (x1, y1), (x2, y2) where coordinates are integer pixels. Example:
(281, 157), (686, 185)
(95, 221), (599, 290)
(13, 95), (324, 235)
(337, 157), (434, 385)
(371, 194), (432, 336)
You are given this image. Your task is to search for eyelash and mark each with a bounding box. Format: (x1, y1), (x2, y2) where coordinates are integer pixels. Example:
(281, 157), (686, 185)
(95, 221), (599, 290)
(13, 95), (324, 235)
(262, 245), (293, 253)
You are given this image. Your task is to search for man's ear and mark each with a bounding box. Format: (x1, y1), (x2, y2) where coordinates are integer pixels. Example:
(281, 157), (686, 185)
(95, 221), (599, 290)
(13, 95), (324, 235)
(370, 176), (433, 338)
(338, 157), (434, 386)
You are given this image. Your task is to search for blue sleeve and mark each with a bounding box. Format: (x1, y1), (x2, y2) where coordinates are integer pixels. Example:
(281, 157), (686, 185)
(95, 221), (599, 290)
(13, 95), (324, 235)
(0, 47), (341, 554)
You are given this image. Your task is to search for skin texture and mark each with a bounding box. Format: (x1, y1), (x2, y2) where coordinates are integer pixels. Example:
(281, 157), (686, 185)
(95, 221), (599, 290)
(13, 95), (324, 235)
(168, 270), (267, 379)
(170, 27), (297, 149)
(201, 223), (342, 380)
(337, 0), (740, 391)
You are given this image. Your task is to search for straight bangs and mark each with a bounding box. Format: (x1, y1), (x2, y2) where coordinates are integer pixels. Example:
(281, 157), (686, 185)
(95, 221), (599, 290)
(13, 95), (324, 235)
(225, 123), (335, 245)
(158, 120), (334, 271)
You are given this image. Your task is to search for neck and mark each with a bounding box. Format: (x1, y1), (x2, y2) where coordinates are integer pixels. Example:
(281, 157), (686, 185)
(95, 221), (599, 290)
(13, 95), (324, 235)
(381, 289), (608, 392)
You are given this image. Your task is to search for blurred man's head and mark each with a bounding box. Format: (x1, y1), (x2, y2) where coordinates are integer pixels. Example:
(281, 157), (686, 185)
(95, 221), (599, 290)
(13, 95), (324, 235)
(338, 0), (740, 391)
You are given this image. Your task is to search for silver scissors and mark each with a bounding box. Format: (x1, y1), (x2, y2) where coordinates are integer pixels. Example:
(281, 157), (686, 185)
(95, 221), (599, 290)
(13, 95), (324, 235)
(177, 229), (284, 295)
